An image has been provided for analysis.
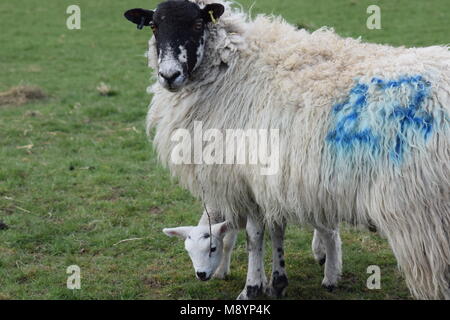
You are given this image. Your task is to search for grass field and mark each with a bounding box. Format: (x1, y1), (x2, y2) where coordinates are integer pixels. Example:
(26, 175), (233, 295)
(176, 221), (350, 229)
(0, 0), (448, 300)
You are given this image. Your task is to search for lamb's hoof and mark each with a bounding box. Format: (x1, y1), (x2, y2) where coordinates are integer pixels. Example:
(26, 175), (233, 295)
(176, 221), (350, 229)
(319, 257), (326, 266)
(213, 271), (230, 280)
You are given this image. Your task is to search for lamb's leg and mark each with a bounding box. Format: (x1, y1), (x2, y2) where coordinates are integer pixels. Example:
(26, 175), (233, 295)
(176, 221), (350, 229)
(237, 215), (267, 300)
(266, 222), (288, 298)
(312, 229), (326, 265)
(313, 225), (342, 291)
(214, 230), (238, 279)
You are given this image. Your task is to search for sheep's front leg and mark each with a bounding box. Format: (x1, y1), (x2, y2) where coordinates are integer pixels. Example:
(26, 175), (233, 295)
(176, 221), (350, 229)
(266, 222), (288, 298)
(237, 216), (266, 300)
(313, 225), (342, 291)
(214, 230), (238, 279)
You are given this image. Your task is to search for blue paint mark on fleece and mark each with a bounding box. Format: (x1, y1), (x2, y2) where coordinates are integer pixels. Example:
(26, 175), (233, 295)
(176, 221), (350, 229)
(326, 75), (434, 163)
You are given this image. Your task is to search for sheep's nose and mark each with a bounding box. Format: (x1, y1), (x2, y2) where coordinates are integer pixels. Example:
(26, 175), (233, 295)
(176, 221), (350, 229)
(196, 272), (207, 281)
(159, 71), (181, 85)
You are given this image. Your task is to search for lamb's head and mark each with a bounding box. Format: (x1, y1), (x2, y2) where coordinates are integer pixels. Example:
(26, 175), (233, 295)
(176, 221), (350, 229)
(124, 0), (225, 92)
(163, 221), (229, 281)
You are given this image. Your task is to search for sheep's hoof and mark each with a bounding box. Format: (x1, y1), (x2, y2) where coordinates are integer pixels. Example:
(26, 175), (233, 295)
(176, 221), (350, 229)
(265, 285), (288, 298)
(323, 284), (335, 292)
(237, 284), (265, 300)
(237, 290), (249, 300)
(321, 277), (338, 292)
(266, 272), (288, 298)
(322, 282), (336, 292)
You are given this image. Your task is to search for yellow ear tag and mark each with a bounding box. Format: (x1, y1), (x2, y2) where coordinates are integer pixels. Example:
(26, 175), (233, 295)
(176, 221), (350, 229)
(208, 10), (217, 24)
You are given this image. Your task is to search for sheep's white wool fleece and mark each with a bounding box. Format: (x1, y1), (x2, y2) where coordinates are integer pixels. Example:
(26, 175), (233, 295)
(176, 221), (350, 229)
(146, 0), (450, 299)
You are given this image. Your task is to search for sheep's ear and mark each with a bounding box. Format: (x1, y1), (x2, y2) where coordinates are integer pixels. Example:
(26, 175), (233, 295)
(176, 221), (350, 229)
(163, 226), (193, 239)
(124, 8), (154, 30)
(211, 221), (230, 239)
(202, 4), (225, 23)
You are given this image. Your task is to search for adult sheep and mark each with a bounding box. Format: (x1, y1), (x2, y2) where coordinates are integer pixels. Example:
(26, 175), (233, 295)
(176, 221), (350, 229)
(124, 0), (450, 299)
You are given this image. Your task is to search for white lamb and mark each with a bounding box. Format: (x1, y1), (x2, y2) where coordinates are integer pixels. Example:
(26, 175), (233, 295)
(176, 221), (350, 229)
(124, 0), (450, 299)
(163, 208), (342, 297)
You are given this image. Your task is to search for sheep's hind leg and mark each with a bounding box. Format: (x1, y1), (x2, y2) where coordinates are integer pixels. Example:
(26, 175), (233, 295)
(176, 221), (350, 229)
(266, 222), (288, 298)
(313, 225), (342, 291)
(214, 230), (238, 279)
(237, 215), (267, 300)
(312, 229), (327, 266)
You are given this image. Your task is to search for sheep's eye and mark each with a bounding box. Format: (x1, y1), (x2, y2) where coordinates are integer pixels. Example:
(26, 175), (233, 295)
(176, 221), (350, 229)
(204, 234), (210, 239)
(210, 247), (217, 253)
(193, 20), (203, 31)
(150, 22), (157, 32)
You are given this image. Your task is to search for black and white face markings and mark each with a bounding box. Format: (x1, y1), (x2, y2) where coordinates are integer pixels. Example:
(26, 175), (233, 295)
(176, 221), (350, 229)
(124, 0), (224, 92)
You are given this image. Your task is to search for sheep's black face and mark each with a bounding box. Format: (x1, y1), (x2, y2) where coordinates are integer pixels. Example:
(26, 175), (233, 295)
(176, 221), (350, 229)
(125, 1), (224, 92)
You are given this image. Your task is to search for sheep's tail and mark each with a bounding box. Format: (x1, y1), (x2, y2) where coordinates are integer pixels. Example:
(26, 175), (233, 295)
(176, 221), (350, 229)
(381, 203), (450, 299)
(376, 73), (450, 299)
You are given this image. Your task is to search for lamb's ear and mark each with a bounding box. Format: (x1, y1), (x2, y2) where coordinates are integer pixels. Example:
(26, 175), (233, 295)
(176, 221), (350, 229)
(211, 221), (230, 239)
(202, 4), (225, 23)
(124, 8), (154, 30)
(163, 226), (193, 239)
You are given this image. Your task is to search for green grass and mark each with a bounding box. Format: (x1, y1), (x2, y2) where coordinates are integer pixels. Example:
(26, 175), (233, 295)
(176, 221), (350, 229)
(0, 0), (448, 300)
